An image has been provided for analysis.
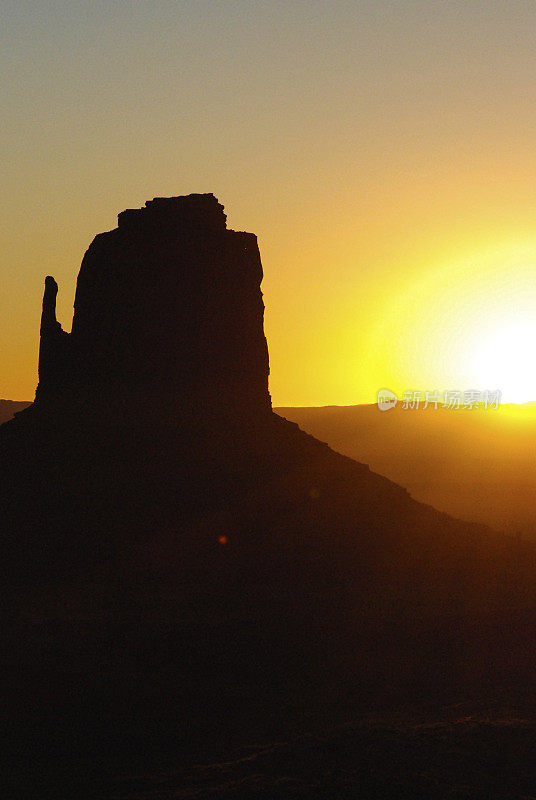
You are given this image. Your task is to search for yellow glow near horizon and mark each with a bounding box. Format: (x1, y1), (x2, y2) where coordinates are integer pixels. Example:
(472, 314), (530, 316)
(349, 242), (536, 408)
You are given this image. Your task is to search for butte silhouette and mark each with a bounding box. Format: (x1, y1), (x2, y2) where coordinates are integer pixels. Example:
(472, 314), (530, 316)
(3, 195), (536, 797)
(0, 193), (518, 599)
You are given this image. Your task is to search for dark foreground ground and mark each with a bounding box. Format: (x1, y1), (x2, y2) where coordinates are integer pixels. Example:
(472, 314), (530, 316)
(71, 714), (536, 800)
(9, 699), (536, 798)
(5, 599), (536, 799)
(16, 713), (536, 799)
(3, 406), (536, 798)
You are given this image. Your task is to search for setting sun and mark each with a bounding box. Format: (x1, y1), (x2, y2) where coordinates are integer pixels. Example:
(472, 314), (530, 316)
(352, 244), (536, 406)
(473, 320), (536, 404)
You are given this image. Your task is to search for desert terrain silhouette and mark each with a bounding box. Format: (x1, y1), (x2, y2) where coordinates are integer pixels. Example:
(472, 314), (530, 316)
(3, 195), (536, 798)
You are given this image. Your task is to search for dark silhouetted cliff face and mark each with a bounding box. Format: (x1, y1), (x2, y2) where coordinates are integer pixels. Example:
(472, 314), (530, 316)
(36, 194), (271, 416)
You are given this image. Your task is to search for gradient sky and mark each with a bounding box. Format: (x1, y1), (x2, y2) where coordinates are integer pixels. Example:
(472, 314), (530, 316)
(3, 1), (536, 404)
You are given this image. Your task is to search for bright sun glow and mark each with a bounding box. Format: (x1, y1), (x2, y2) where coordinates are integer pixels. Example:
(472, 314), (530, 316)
(363, 245), (536, 408)
(473, 321), (536, 404)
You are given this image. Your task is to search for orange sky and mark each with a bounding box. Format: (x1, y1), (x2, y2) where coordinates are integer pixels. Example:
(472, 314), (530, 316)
(3, 1), (536, 405)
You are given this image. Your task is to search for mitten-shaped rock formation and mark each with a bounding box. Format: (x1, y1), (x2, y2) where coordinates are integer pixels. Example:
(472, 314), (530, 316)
(35, 194), (271, 416)
(3, 191), (512, 605)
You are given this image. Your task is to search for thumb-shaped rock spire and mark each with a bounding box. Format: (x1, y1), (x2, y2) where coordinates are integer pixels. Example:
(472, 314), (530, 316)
(40, 276), (59, 331)
(36, 276), (71, 401)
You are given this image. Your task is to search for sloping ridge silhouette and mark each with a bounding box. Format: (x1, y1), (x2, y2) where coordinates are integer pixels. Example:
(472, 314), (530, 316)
(2, 195), (535, 795)
(0, 399), (30, 425)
